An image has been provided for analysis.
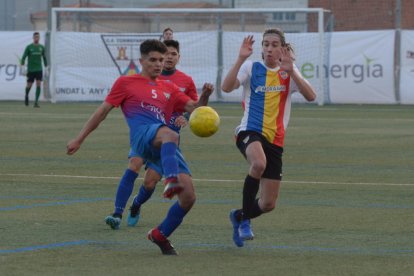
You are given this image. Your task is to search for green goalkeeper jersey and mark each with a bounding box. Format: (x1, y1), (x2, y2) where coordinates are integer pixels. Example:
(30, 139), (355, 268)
(21, 43), (48, 73)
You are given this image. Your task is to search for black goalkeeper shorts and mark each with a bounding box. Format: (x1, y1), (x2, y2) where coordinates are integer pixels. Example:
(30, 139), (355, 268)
(27, 71), (43, 82)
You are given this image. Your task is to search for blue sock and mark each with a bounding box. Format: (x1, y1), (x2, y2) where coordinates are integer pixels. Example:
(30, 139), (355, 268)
(132, 185), (155, 209)
(114, 169), (138, 216)
(161, 142), (178, 179)
(158, 201), (188, 237)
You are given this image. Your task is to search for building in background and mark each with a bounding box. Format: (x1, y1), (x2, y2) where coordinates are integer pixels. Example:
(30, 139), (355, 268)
(1, 0), (413, 32)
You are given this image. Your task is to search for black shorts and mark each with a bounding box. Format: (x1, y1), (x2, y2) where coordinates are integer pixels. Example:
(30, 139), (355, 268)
(236, 131), (283, 180)
(27, 71), (43, 82)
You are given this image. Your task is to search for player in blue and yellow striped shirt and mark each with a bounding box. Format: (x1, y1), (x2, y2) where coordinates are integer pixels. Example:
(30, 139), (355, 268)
(222, 28), (317, 247)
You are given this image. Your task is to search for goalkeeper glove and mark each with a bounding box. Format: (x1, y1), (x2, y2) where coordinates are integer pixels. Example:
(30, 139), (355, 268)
(20, 65), (26, 76)
(44, 66), (49, 78)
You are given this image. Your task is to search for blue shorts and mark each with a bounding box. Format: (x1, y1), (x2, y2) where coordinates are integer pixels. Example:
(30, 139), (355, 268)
(128, 123), (191, 176)
(128, 123), (163, 161)
(146, 148), (191, 176)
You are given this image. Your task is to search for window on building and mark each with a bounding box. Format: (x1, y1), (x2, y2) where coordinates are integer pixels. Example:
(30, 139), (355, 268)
(285, 12), (296, 21)
(273, 12), (284, 21)
(272, 12), (296, 21)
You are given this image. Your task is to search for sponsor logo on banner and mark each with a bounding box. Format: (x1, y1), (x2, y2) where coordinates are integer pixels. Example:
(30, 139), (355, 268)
(300, 54), (384, 83)
(101, 34), (159, 76)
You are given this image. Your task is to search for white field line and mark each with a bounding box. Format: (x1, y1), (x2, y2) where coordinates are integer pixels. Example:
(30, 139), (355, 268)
(1, 111), (413, 122)
(1, 173), (413, 186)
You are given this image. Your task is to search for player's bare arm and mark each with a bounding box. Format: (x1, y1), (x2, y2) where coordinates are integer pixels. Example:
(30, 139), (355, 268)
(66, 102), (114, 155)
(222, 35), (255, 92)
(182, 82), (214, 113)
(279, 47), (316, 102)
(197, 83), (214, 107)
(291, 69), (316, 101)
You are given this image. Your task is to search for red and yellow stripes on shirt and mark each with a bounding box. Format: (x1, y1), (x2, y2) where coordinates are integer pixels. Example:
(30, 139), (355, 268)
(245, 62), (290, 147)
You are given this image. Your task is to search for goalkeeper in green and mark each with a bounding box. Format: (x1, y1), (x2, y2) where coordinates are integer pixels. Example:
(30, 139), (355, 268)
(21, 32), (48, 108)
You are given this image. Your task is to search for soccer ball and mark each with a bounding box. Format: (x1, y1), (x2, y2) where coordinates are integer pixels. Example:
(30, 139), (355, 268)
(189, 106), (220, 137)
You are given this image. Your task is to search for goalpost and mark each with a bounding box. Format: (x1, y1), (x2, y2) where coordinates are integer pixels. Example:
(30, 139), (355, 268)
(50, 7), (331, 105)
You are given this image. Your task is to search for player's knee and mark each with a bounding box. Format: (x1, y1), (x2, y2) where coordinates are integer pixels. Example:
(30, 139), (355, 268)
(250, 160), (266, 176)
(161, 127), (179, 144)
(143, 177), (158, 190)
(261, 201), (276, 213)
(179, 191), (196, 210)
(128, 158), (142, 173)
(167, 131), (179, 144)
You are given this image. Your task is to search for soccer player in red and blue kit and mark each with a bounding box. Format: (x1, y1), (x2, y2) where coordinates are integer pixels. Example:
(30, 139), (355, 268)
(126, 40), (213, 228)
(66, 39), (213, 255)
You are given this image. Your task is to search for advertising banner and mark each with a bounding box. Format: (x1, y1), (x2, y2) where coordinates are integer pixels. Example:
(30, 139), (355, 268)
(52, 31), (219, 102)
(0, 30), (400, 104)
(328, 30), (396, 104)
(0, 32), (46, 101)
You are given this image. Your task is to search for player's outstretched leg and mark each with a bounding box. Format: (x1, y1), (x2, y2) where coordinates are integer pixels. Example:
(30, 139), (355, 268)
(229, 209), (244, 247)
(147, 227), (178, 255)
(147, 201), (188, 255)
(106, 168), (138, 230)
(161, 142), (183, 198)
(239, 219), (254, 240)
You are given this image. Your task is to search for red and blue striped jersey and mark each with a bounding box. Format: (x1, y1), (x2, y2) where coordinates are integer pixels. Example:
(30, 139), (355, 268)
(159, 69), (198, 132)
(105, 74), (190, 139)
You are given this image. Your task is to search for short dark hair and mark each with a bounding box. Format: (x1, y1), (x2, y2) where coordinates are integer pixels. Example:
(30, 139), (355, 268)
(140, 39), (167, 56)
(163, 27), (173, 34)
(163, 40), (180, 53)
(33, 32), (40, 36)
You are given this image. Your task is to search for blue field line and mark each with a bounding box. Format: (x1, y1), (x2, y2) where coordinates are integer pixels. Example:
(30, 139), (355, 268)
(0, 240), (90, 254)
(0, 195), (109, 200)
(1, 195), (414, 211)
(0, 197), (112, 211)
(1, 239), (414, 256)
(182, 242), (414, 255)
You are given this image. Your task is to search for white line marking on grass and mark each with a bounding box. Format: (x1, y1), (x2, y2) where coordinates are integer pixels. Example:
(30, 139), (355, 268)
(0, 112), (125, 119)
(1, 173), (413, 186)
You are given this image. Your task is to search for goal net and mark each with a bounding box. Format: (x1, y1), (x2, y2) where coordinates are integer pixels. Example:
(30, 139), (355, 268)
(50, 8), (331, 104)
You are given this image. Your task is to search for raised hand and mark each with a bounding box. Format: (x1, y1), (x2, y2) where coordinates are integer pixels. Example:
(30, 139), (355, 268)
(279, 47), (295, 73)
(20, 65), (27, 76)
(239, 35), (255, 60)
(201, 82), (214, 97)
